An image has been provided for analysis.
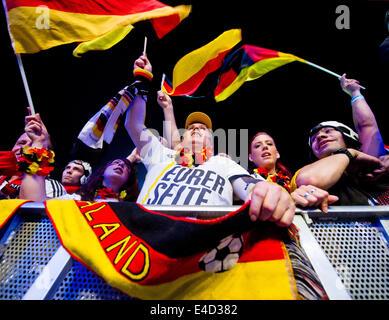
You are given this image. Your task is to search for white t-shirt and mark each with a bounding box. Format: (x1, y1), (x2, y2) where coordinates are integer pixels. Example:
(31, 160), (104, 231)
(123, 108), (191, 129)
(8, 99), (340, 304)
(137, 135), (251, 206)
(56, 193), (82, 200)
(45, 178), (66, 198)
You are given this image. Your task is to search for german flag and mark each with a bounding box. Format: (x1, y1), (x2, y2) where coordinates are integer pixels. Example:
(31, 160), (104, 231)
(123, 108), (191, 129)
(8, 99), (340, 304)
(3, 0), (191, 56)
(214, 45), (306, 102)
(162, 29), (306, 102)
(162, 29), (242, 96)
(45, 199), (298, 299)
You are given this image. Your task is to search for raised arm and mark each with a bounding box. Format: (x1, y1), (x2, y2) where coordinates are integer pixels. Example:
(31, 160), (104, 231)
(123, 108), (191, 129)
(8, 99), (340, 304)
(124, 54), (154, 154)
(19, 114), (50, 202)
(340, 74), (386, 157)
(157, 90), (181, 149)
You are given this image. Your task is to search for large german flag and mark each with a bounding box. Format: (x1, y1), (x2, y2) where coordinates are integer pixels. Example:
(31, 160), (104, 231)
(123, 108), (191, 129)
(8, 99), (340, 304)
(3, 0), (191, 56)
(44, 199), (298, 299)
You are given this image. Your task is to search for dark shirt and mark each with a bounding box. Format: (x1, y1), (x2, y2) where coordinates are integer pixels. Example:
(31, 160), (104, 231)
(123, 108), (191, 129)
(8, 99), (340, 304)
(379, 36), (389, 69)
(328, 174), (389, 206)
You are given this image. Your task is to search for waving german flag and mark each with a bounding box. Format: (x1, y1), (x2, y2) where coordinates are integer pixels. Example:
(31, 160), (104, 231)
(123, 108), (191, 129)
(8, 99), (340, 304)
(162, 29), (242, 96)
(45, 200), (298, 300)
(162, 29), (306, 102)
(3, 0), (191, 56)
(214, 45), (306, 102)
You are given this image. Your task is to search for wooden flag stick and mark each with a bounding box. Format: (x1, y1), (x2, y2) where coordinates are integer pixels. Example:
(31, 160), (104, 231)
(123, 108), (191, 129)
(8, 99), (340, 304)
(16, 54), (36, 115)
(304, 60), (366, 90)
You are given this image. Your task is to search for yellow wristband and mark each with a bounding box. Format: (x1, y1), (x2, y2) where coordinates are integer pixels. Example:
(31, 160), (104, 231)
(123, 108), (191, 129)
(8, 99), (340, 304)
(133, 68), (153, 81)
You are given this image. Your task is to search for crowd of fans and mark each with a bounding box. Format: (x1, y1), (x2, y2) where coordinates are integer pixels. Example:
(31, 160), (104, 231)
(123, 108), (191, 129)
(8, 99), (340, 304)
(1, 13), (388, 300)
(4, 54), (387, 211)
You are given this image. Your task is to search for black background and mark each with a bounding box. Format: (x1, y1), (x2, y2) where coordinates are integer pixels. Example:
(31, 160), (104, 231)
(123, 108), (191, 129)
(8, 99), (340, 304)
(1, 0), (388, 183)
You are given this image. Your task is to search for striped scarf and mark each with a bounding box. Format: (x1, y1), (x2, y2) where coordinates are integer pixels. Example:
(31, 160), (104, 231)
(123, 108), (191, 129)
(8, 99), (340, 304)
(78, 85), (136, 149)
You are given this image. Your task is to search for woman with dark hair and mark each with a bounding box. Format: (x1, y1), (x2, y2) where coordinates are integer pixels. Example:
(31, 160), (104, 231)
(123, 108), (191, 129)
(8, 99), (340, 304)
(80, 158), (139, 202)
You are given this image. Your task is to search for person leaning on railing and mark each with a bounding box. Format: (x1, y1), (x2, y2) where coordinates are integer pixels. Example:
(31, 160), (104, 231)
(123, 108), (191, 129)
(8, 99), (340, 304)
(291, 121), (389, 205)
(247, 130), (333, 300)
(248, 131), (339, 212)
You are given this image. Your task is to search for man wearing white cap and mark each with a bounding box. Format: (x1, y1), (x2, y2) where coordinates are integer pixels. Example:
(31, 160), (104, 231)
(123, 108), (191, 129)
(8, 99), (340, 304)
(291, 121), (389, 205)
(61, 159), (92, 195)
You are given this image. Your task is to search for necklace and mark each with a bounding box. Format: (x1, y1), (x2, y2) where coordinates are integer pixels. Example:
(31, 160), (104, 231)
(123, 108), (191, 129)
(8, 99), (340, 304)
(95, 186), (127, 200)
(253, 167), (291, 193)
(174, 147), (213, 167)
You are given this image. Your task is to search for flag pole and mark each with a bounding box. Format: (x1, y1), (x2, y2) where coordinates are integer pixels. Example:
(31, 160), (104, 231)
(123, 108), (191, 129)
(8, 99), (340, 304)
(143, 36), (147, 55)
(16, 54), (36, 115)
(304, 60), (366, 90)
(161, 73), (166, 90)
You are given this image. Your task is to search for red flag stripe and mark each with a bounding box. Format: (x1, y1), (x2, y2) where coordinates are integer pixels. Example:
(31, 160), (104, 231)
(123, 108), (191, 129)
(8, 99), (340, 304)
(165, 49), (232, 96)
(5, 0), (167, 15)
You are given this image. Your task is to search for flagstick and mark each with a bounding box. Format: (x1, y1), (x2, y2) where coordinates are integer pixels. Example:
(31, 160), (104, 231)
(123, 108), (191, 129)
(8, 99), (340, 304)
(143, 36), (147, 55)
(16, 54), (36, 115)
(161, 73), (166, 90)
(304, 60), (366, 90)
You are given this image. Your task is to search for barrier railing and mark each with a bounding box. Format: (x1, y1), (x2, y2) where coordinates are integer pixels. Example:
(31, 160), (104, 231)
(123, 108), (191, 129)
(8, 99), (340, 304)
(1, 202), (388, 300)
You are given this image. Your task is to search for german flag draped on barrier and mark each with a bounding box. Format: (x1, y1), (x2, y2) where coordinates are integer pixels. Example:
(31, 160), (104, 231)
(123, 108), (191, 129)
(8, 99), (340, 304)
(45, 200), (298, 299)
(3, 0), (191, 56)
(0, 199), (298, 299)
(0, 199), (30, 229)
(162, 29), (306, 102)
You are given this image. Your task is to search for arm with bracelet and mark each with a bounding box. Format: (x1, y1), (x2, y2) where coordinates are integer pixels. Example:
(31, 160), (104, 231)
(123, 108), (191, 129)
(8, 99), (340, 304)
(19, 114), (54, 202)
(340, 73), (386, 157)
(124, 54), (155, 158)
(294, 147), (384, 190)
(294, 152), (351, 191)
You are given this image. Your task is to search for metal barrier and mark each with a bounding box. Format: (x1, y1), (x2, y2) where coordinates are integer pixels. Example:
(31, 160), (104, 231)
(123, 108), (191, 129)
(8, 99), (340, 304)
(0, 202), (388, 300)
